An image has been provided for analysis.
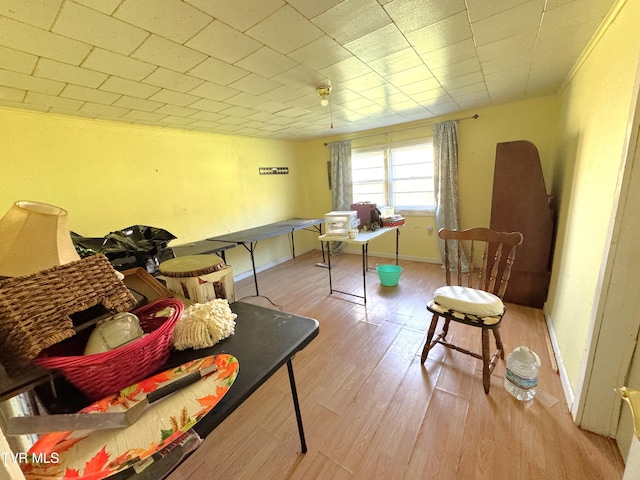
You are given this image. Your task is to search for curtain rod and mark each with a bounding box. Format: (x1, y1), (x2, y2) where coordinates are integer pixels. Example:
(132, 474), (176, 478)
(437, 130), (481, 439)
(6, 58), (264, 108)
(323, 113), (479, 146)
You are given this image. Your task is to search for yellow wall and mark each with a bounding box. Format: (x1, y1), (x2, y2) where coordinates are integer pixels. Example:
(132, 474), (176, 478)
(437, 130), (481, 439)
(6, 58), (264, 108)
(300, 96), (560, 261)
(0, 108), (305, 276)
(1, 96), (560, 277)
(548, 0), (640, 393)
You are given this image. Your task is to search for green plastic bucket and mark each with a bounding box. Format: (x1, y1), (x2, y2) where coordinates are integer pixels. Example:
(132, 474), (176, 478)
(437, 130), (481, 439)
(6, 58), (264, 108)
(376, 264), (403, 287)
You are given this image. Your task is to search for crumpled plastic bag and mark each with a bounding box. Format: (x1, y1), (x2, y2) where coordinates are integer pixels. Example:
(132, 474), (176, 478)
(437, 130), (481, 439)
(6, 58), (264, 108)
(72, 225), (176, 273)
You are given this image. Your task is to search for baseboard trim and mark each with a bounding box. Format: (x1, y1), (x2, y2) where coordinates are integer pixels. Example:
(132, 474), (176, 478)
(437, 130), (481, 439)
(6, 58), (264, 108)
(543, 305), (576, 412)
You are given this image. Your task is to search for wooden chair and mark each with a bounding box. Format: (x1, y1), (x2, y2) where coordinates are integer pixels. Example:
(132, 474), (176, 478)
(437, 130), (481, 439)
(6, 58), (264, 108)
(420, 227), (523, 393)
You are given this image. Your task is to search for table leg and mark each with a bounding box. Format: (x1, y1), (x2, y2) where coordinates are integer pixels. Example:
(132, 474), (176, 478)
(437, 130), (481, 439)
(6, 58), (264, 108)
(290, 231), (296, 258)
(287, 359), (307, 453)
(395, 229), (400, 265)
(240, 242), (259, 296)
(326, 242), (333, 294)
(362, 244), (367, 305)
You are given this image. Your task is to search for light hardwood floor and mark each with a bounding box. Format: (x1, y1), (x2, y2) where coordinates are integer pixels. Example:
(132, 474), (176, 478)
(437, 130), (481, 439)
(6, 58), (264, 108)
(169, 249), (624, 480)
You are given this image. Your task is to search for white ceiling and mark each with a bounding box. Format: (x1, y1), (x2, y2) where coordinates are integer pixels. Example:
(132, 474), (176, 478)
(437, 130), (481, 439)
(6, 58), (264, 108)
(0, 0), (616, 141)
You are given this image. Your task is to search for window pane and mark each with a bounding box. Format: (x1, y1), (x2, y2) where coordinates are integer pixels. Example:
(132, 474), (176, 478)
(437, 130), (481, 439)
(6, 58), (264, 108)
(352, 166), (385, 182)
(392, 163), (431, 179)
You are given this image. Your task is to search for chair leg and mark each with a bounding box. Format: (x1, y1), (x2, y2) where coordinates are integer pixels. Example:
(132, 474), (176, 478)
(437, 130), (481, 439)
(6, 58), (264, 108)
(492, 327), (504, 359)
(481, 328), (491, 394)
(420, 313), (440, 364)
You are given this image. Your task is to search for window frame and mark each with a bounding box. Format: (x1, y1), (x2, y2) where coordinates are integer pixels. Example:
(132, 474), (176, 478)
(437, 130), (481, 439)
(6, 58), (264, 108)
(351, 138), (435, 216)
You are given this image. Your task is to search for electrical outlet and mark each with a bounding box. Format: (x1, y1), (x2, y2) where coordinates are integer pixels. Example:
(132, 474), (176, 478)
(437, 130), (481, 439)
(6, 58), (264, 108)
(427, 226), (434, 235)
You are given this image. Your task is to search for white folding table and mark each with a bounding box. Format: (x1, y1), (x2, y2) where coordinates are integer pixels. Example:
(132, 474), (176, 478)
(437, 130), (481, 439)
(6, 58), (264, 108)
(318, 226), (401, 305)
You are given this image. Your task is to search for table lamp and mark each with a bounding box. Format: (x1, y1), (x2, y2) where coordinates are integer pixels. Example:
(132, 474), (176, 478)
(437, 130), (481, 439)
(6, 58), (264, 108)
(0, 201), (80, 278)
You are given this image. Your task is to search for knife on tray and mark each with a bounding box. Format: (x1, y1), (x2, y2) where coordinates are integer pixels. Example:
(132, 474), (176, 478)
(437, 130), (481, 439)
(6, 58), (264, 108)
(3, 364), (218, 435)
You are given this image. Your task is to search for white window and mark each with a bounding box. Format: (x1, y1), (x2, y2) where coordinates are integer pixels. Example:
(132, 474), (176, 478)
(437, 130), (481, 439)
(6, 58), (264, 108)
(351, 140), (434, 214)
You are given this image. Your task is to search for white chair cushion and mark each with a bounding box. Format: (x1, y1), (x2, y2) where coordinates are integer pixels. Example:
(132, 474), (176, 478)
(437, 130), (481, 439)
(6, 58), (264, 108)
(433, 286), (504, 317)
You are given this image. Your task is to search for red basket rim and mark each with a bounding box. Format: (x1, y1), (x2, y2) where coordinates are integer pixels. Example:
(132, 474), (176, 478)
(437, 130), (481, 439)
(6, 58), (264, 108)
(34, 298), (184, 367)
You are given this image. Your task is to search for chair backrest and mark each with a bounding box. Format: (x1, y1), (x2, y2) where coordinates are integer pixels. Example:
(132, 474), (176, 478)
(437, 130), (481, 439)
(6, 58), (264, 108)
(439, 227), (524, 299)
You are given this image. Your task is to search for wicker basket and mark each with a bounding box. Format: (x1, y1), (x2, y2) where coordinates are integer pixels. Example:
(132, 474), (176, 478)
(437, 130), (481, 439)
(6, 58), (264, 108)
(0, 254), (137, 375)
(34, 298), (184, 401)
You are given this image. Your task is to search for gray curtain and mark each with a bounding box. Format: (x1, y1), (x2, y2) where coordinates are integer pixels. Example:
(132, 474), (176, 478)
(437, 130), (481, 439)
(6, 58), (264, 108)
(329, 140), (352, 254)
(433, 120), (468, 270)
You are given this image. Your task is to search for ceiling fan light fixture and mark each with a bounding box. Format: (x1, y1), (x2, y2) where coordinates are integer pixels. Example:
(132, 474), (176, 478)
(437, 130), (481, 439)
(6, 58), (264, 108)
(316, 85), (331, 107)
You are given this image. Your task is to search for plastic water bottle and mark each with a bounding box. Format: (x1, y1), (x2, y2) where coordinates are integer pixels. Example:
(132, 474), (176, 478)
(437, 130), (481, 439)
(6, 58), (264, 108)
(504, 346), (541, 401)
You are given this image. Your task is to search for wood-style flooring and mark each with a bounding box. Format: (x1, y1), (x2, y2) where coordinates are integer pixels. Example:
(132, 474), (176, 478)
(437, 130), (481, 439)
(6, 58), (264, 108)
(169, 250), (624, 480)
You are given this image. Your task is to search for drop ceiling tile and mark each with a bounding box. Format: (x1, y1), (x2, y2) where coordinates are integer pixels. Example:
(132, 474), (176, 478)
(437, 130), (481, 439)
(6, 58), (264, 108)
(288, 35), (352, 71)
(218, 105), (257, 118)
(132, 35), (208, 73)
(0, 85), (25, 102)
(471, 2), (544, 46)
(25, 91), (83, 110)
(319, 57), (372, 83)
(410, 87), (452, 104)
(476, 31), (536, 62)
(235, 46), (298, 78)
(270, 65), (326, 89)
(190, 111), (225, 122)
(186, 21), (262, 63)
(312, 0), (392, 44)
(115, 0), (212, 44)
(100, 76), (160, 98)
(122, 110), (167, 122)
(188, 81), (239, 101)
(385, 65), (439, 88)
(398, 76), (443, 95)
(48, 106), (94, 118)
(384, 0), (466, 34)
(481, 54), (531, 75)
(80, 102), (130, 117)
(368, 48), (423, 77)
(0, 0), (62, 29)
(261, 84), (306, 103)
(185, 0), (284, 31)
(162, 115), (198, 126)
(34, 58), (107, 88)
(431, 57), (481, 82)
(228, 73), (282, 95)
(339, 72), (387, 93)
(407, 11), (473, 54)
(0, 46), (37, 74)
(0, 69), (64, 95)
(466, 0), (535, 22)
(344, 24), (410, 63)
(188, 58), (249, 86)
(155, 104), (199, 117)
(52, 2), (148, 56)
(218, 115), (249, 126)
(287, 0), (343, 18)
(246, 5), (323, 54)
(253, 100), (289, 113)
(82, 48), (156, 81)
(225, 91), (268, 108)
(74, 0), (121, 15)
(143, 68), (204, 93)
(3, 100), (48, 113)
(188, 98), (228, 112)
(0, 17), (90, 65)
(61, 84), (121, 104)
(148, 89), (200, 107)
(420, 39), (478, 70)
(536, 19), (601, 56)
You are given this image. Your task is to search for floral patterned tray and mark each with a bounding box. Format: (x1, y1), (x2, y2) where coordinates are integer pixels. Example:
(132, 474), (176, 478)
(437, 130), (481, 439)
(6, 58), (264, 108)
(22, 354), (239, 480)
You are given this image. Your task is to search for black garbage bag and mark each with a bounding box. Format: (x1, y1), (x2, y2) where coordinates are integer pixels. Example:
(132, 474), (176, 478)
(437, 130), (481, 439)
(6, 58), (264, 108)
(72, 225), (176, 273)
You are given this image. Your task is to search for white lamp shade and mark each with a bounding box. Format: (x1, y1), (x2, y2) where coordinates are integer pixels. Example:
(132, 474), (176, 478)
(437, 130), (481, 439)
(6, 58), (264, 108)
(0, 201), (81, 277)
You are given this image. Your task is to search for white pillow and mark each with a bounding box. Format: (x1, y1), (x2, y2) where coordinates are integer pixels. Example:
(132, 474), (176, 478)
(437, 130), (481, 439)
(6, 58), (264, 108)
(433, 285), (504, 317)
